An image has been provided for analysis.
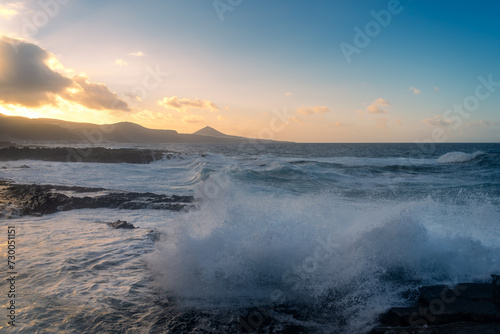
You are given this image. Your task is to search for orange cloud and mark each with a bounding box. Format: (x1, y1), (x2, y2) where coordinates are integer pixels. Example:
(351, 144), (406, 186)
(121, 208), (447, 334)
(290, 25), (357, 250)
(182, 115), (205, 124)
(366, 105), (385, 114)
(365, 98), (390, 114)
(158, 96), (218, 112)
(374, 98), (390, 106)
(296, 106), (330, 115)
(289, 116), (304, 124)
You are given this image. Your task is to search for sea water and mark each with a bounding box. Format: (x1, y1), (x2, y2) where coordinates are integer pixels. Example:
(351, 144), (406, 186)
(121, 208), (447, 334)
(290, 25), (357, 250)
(1, 143), (499, 333)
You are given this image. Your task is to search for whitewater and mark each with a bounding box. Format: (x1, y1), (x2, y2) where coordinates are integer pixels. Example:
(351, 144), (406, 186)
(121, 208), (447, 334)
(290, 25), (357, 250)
(1, 143), (499, 333)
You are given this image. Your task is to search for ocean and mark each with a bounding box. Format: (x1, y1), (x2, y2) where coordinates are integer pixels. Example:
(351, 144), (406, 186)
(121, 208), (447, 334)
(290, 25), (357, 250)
(1, 143), (499, 333)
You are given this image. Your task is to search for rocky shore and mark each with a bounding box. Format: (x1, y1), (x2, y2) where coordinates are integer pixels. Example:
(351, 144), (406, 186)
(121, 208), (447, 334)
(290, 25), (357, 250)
(0, 146), (166, 164)
(0, 180), (195, 218)
(371, 276), (500, 333)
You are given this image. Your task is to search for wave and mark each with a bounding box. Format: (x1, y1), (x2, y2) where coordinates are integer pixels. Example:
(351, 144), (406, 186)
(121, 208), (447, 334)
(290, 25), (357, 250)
(146, 177), (500, 332)
(437, 151), (485, 163)
(286, 156), (435, 167)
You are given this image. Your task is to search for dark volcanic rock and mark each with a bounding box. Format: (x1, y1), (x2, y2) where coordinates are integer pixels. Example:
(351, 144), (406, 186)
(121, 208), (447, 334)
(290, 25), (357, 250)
(0, 146), (165, 164)
(1, 183), (70, 216)
(372, 277), (500, 334)
(0, 181), (195, 217)
(59, 192), (194, 211)
(107, 220), (136, 229)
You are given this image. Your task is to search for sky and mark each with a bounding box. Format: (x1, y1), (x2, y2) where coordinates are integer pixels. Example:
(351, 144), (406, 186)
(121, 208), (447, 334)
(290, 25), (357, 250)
(0, 0), (499, 143)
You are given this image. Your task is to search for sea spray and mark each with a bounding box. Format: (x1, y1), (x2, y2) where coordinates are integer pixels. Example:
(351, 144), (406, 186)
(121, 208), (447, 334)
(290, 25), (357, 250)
(146, 176), (500, 332)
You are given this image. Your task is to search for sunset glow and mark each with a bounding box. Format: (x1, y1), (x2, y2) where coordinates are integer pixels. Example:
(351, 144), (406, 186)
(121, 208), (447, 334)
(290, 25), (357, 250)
(1, 1), (499, 142)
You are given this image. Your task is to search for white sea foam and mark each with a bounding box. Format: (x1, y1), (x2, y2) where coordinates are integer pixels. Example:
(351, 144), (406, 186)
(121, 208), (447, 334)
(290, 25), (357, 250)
(146, 176), (500, 332)
(437, 151), (485, 163)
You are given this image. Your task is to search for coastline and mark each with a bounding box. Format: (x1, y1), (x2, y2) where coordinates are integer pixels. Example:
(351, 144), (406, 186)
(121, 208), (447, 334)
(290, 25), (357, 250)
(0, 146), (166, 164)
(0, 180), (194, 218)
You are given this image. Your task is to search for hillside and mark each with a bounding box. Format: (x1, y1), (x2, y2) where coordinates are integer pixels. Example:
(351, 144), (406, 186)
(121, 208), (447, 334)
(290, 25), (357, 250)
(0, 114), (289, 144)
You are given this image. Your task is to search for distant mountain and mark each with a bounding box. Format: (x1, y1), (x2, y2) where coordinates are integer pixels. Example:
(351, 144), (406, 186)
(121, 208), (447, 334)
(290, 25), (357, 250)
(193, 126), (228, 138)
(0, 114), (290, 144)
(192, 126), (249, 141)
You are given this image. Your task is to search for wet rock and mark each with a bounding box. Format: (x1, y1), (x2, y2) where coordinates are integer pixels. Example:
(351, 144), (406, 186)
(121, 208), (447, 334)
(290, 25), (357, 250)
(0, 146), (165, 164)
(1, 183), (70, 215)
(372, 277), (500, 333)
(0, 181), (195, 217)
(371, 323), (500, 334)
(492, 275), (500, 304)
(107, 220), (136, 229)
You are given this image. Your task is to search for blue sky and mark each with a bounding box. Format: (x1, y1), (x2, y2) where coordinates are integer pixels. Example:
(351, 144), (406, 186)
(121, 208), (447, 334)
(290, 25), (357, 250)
(0, 0), (499, 142)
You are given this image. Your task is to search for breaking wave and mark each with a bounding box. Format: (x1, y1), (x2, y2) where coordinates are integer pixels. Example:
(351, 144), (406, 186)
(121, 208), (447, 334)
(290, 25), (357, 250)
(147, 177), (500, 332)
(437, 151), (485, 163)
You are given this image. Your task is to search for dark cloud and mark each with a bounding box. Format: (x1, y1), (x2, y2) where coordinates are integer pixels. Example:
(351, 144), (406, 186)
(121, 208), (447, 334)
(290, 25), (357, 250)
(0, 36), (72, 106)
(0, 36), (129, 111)
(64, 75), (129, 111)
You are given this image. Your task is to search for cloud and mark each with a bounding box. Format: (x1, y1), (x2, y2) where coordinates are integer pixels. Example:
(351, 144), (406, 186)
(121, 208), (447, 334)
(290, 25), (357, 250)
(334, 121), (352, 127)
(433, 86), (440, 92)
(366, 105), (385, 114)
(424, 116), (500, 130)
(375, 117), (389, 129)
(409, 87), (421, 94)
(129, 51), (145, 57)
(182, 115), (205, 124)
(64, 75), (130, 111)
(289, 116), (304, 124)
(158, 96), (218, 112)
(423, 115), (454, 127)
(115, 58), (127, 66)
(217, 115), (228, 121)
(0, 2), (21, 19)
(131, 109), (173, 122)
(365, 98), (390, 114)
(0, 36), (130, 111)
(296, 106), (330, 115)
(0, 36), (73, 107)
(284, 92), (292, 97)
(374, 98), (390, 106)
(462, 120), (500, 129)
